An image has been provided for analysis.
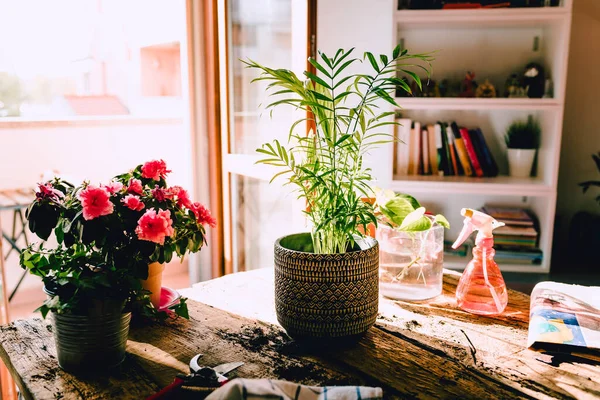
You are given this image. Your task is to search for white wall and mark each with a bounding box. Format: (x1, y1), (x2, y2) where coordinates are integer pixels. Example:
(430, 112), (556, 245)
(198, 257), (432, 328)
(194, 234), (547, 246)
(555, 0), (600, 254)
(0, 119), (193, 291)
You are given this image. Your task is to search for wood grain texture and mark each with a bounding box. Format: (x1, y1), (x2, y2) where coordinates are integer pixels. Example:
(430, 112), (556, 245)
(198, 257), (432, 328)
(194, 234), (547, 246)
(0, 269), (598, 399)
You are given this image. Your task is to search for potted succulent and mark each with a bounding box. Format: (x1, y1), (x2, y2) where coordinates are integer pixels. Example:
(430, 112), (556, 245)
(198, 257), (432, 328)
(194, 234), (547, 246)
(21, 160), (214, 371)
(374, 188), (449, 301)
(505, 115), (540, 178)
(244, 46), (431, 337)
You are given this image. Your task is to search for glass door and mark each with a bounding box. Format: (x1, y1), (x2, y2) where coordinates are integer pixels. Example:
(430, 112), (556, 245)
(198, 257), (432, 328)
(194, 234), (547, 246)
(218, 0), (315, 273)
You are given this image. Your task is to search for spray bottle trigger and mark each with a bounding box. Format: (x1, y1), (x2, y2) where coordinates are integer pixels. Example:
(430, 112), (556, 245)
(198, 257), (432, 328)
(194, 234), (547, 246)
(452, 219), (474, 249)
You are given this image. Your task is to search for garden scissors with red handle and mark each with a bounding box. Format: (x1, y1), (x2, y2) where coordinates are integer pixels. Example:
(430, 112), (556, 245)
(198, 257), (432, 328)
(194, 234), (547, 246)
(146, 354), (244, 399)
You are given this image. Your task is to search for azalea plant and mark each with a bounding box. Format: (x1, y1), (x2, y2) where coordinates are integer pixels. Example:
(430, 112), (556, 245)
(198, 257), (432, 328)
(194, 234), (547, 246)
(245, 46), (433, 254)
(21, 160), (215, 319)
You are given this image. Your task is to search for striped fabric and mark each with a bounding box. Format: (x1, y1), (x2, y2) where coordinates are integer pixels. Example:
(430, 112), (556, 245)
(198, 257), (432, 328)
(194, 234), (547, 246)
(206, 378), (383, 400)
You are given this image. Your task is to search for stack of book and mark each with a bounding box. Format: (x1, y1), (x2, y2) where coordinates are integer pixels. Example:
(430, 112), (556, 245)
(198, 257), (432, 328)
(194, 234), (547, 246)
(481, 206), (543, 265)
(393, 119), (498, 179)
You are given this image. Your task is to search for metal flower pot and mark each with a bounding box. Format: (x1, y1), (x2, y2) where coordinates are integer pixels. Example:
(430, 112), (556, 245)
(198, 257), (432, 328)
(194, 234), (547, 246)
(44, 288), (131, 373)
(274, 233), (379, 338)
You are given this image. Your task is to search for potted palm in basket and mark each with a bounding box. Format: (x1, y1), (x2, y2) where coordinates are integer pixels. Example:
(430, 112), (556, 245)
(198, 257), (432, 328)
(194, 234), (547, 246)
(21, 160), (214, 372)
(244, 46), (431, 338)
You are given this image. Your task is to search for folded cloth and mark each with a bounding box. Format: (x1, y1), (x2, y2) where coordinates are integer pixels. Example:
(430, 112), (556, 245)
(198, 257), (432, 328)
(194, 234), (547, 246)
(206, 378), (383, 400)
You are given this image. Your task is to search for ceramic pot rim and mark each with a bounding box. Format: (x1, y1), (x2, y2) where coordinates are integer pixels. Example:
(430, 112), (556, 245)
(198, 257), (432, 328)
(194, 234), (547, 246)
(275, 232), (377, 256)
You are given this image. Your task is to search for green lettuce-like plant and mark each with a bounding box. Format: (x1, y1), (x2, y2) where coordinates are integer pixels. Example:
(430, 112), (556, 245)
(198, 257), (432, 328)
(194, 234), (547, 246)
(374, 188), (449, 231)
(244, 46), (432, 254)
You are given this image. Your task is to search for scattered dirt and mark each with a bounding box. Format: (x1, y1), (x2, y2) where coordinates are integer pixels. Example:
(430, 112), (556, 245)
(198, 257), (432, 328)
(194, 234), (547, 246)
(216, 324), (356, 386)
(405, 320), (421, 330)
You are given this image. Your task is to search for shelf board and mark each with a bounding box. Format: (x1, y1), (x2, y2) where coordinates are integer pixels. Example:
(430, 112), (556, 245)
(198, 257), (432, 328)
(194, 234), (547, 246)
(395, 97), (561, 111)
(389, 175), (552, 196)
(445, 254), (549, 273)
(395, 7), (570, 27)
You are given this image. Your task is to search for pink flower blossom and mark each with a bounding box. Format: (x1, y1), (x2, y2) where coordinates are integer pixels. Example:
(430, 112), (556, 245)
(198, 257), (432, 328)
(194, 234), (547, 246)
(141, 159), (171, 181)
(167, 186), (192, 209)
(127, 178), (143, 195)
(190, 202), (217, 228)
(35, 182), (64, 202)
(122, 195), (145, 211)
(151, 186), (168, 202)
(135, 208), (174, 245)
(78, 185), (114, 220)
(102, 181), (124, 195)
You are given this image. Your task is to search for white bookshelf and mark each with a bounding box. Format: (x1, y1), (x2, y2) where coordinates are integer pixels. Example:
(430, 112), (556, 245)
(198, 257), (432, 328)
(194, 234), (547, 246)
(318, 0), (572, 274)
(388, 2), (572, 274)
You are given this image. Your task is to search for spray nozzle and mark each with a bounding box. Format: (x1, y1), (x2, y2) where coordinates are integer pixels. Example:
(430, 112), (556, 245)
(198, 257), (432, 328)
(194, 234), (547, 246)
(451, 208), (505, 249)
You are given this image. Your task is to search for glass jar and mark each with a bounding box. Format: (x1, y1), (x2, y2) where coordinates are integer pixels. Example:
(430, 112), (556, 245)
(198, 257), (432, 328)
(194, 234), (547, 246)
(376, 224), (444, 301)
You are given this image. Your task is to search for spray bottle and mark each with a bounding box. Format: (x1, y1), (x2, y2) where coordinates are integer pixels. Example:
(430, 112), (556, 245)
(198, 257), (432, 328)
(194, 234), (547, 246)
(452, 208), (508, 315)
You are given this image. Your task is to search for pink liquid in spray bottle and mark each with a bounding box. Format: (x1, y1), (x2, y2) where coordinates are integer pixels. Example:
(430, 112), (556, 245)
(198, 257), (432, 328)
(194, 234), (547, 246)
(452, 208), (508, 315)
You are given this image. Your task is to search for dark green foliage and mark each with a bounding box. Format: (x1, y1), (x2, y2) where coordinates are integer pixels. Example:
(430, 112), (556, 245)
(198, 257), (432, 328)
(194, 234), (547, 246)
(505, 115), (541, 149)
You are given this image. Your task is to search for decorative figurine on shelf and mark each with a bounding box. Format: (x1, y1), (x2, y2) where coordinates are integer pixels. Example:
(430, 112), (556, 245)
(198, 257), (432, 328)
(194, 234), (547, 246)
(460, 71), (477, 98)
(421, 79), (441, 97)
(523, 62), (545, 98)
(439, 79), (449, 97)
(504, 73), (527, 98)
(542, 78), (554, 99)
(475, 79), (497, 98)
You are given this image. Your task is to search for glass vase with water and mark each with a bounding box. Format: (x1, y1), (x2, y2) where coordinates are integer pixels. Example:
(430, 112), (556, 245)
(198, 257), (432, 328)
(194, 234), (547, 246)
(376, 224), (444, 301)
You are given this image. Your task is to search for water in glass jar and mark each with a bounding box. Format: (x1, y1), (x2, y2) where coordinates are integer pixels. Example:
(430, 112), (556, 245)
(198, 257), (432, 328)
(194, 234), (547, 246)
(377, 225), (444, 301)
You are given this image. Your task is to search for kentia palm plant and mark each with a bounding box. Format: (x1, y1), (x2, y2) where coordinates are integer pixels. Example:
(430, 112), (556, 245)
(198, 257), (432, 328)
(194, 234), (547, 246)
(244, 45), (432, 255)
(243, 46), (432, 338)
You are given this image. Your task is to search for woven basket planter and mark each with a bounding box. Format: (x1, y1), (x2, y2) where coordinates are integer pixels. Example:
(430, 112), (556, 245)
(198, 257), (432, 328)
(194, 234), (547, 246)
(274, 233), (379, 338)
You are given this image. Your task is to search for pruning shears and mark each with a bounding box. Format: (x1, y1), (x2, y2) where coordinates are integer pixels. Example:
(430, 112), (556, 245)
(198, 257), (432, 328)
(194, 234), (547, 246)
(146, 354), (244, 399)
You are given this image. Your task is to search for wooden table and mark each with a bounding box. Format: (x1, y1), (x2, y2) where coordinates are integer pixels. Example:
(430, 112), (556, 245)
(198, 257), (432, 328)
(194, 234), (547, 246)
(0, 268), (598, 399)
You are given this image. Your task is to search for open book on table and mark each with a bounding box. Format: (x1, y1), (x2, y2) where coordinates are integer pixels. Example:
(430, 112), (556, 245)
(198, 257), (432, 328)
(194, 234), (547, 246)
(528, 282), (600, 361)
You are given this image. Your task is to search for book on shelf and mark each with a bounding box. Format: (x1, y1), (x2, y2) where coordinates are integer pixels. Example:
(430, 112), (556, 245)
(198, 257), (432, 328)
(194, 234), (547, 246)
(495, 248), (543, 265)
(460, 127), (485, 177)
(450, 122), (473, 176)
(445, 124), (461, 176)
(528, 282), (600, 362)
(395, 118), (411, 176)
(394, 119), (499, 179)
(427, 124), (438, 175)
(481, 206), (535, 226)
(472, 128), (499, 177)
(422, 128), (430, 175)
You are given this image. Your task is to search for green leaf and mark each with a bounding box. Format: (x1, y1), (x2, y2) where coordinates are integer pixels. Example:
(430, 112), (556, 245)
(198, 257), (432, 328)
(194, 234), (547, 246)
(365, 52), (380, 73)
(305, 71), (332, 90)
(393, 44), (401, 59)
(434, 214), (450, 229)
(308, 58), (332, 79)
(398, 207), (431, 232)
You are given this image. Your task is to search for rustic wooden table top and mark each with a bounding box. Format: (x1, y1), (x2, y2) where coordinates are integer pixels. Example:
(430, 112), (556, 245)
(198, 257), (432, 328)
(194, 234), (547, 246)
(0, 268), (598, 399)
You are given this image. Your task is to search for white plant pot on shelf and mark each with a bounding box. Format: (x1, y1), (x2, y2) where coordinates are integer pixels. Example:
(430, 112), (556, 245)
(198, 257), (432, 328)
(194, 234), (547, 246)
(507, 148), (536, 178)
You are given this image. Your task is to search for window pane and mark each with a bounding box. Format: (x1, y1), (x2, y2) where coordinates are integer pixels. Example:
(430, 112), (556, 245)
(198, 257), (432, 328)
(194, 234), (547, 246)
(0, 0), (186, 118)
(229, 0), (294, 154)
(231, 174), (303, 272)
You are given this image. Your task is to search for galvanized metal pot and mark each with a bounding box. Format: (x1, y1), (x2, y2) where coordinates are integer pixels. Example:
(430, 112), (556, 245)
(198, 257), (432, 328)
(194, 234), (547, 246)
(274, 233), (379, 338)
(51, 310), (131, 373)
(44, 288), (131, 373)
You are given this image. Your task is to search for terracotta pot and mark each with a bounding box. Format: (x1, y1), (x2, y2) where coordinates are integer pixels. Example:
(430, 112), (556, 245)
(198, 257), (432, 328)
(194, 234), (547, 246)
(141, 262), (165, 308)
(274, 233), (379, 338)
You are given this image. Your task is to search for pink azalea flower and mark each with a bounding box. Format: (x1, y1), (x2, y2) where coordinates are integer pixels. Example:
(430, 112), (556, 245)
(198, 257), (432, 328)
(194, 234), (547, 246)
(190, 202), (217, 228)
(35, 182), (64, 202)
(141, 159), (171, 181)
(135, 208), (174, 245)
(78, 185), (114, 220)
(102, 181), (124, 195)
(166, 186), (192, 209)
(121, 194), (145, 211)
(151, 186), (167, 202)
(127, 178), (143, 195)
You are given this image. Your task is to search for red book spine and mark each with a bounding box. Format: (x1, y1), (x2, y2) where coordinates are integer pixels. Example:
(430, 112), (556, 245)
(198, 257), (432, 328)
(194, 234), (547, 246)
(459, 128), (484, 177)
